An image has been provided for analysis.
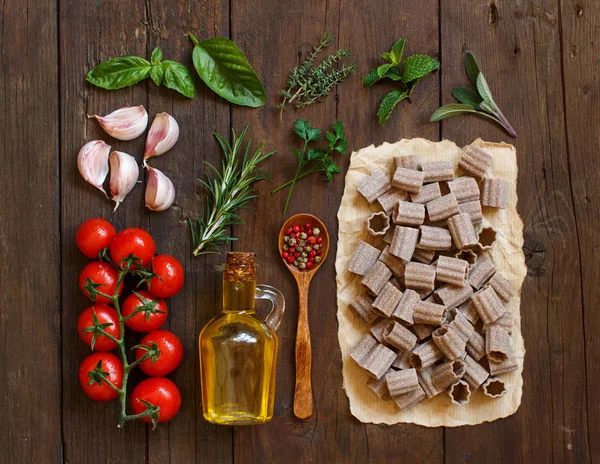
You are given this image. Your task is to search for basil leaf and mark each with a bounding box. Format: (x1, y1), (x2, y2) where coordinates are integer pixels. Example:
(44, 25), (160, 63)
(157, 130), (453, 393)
(476, 73), (496, 107)
(151, 47), (163, 66)
(464, 52), (481, 88)
(401, 55), (440, 83)
(190, 35), (265, 107)
(377, 89), (408, 125)
(161, 60), (197, 98)
(429, 103), (478, 121)
(86, 56), (152, 90)
(150, 65), (165, 86)
(451, 86), (483, 108)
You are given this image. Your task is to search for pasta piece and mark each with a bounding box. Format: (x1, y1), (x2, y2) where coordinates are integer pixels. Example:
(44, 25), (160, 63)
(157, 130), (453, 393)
(383, 224), (396, 244)
(421, 161), (454, 183)
(389, 276), (404, 291)
(457, 299), (480, 324)
(412, 324), (435, 341)
(386, 368), (420, 396)
(392, 383), (426, 411)
(482, 377), (507, 398)
(366, 211), (390, 237)
(447, 213), (478, 249)
(392, 288), (420, 325)
(362, 343), (398, 379)
(348, 241), (381, 276)
(482, 177), (508, 208)
(466, 330), (486, 361)
(389, 226), (419, 262)
(436, 256), (469, 286)
(413, 301), (446, 326)
(404, 262), (437, 292)
(448, 379), (471, 405)
(485, 326), (513, 363)
(459, 145), (493, 179)
(372, 282), (403, 318)
(447, 308), (476, 342)
(412, 248), (436, 264)
(410, 182), (441, 204)
(358, 171), (391, 203)
(463, 354), (489, 389)
(392, 166), (424, 193)
(409, 340), (443, 368)
(377, 188), (408, 214)
(393, 200), (426, 226)
(383, 321), (418, 351)
(418, 225), (453, 251)
(432, 325), (467, 360)
(431, 359), (466, 393)
(458, 200), (483, 225)
(435, 282), (473, 309)
(467, 255), (496, 289)
(448, 176), (480, 203)
(361, 261), (393, 296)
(378, 245), (406, 277)
(367, 371), (392, 400)
(349, 333), (378, 366)
(483, 311), (513, 334)
(454, 248), (478, 264)
(471, 286), (505, 324)
(392, 349), (413, 369)
(488, 356), (519, 376)
(349, 294), (379, 325)
(475, 226), (497, 253)
(394, 155), (420, 171)
(486, 272), (515, 303)
(370, 318), (391, 344)
(427, 193), (460, 223)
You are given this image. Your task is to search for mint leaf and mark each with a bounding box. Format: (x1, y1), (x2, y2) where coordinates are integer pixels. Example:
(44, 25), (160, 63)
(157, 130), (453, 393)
(377, 90), (408, 125)
(151, 47), (163, 66)
(464, 52), (481, 88)
(401, 55), (440, 83)
(389, 38), (406, 65)
(380, 52), (392, 62)
(363, 69), (380, 87)
(377, 63), (392, 77)
(385, 67), (402, 81)
(429, 103), (478, 121)
(294, 119), (321, 142)
(451, 87), (483, 108)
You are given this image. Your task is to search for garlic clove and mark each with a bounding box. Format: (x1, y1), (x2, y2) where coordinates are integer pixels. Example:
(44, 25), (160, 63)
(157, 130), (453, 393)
(89, 105), (148, 141)
(143, 112), (179, 166)
(109, 151), (140, 212)
(145, 166), (176, 212)
(77, 140), (112, 197)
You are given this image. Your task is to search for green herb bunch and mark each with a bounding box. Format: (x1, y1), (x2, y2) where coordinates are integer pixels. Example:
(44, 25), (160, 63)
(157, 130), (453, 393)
(277, 33), (357, 119)
(430, 52), (516, 137)
(364, 38), (440, 125)
(272, 119), (347, 214)
(189, 124), (276, 256)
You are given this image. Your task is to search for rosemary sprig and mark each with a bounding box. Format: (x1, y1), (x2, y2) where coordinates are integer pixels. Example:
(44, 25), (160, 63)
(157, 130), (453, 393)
(277, 32), (357, 120)
(189, 124), (276, 256)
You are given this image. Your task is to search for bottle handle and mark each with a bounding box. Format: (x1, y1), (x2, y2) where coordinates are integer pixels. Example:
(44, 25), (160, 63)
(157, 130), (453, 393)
(255, 284), (286, 331)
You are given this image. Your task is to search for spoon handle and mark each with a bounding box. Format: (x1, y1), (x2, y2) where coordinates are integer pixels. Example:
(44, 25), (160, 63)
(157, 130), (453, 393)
(293, 278), (313, 419)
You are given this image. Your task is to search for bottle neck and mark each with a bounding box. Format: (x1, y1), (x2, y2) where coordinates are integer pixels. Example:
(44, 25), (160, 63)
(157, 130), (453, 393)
(223, 277), (256, 312)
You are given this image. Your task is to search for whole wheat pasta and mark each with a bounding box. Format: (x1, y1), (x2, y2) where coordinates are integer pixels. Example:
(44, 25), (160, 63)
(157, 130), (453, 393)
(412, 323), (435, 341)
(447, 308), (476, 342)
(389, 276), (404, 291)
(412, 248), (436, 264)
(348, 241), (381, 276)
(404, 262), (437, 292)
(410, 182), (441, 204)
(389, 226), (419, 262)
(459, 145), (493, 179)
(458, 200), (483, 225)
(417, 225), (453, 250)
(485, 326), (513, 363)
(366, 211), (391, 237)
(431, 359), (466, 393)
(486, 272), (515, 303)
(393, 200), (426, 226)
(413, 301), (446, 326)
(482, 177), (508, 208)
(378, 245), (406, 278)
(482, 376), (507, 398)
(432, 325), (467, 360)
(361, 261), (393, 296)
(409, 340), (443, 368)
(471, 286), (505, 324)
(386, 368), (420, 397)
(392, 166), (424, 193)
(383, 224), (396, 244)
(370, 318), (391, 344)
(349, 333), (378, 366)
(372, 282), (403, 318)
(417, 366), (442, 398)
(358, 171), (391, 203)
(391, 288), (420, 325)
(457, 299), (480, 324)
(377, 188), (408, 214)
(447, 213), (478, 249)
(394, 155), (420, 171)
(383, 321), (418, 351)
(393, 383), (427, 411)
(436, 256), (469, 286)
(427, 193), (460, 223)
(392, 349), (413, 369)
(435, 282), (473, 309)
(349, 294), (379, 325)
(362, 343), (398, 379)
(462, 354), (489, 390)
(488, 356), (519, 376)
(466, 330), (486, 361)
(448, 176), (480, 203)
(475, 226), (497, 252)
(421, 161), (454, 183)
(483, 311), (513, 334)
(467, 255), (496, 289)
(448, 379), (471, 405)
(367, 372), (392, 400)
(454, 248), (478, 264)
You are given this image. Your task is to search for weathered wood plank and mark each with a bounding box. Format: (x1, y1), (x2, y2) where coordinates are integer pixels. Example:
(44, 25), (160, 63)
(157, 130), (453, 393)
(441, 1), (590, 462)
(0, 0), (62, 462)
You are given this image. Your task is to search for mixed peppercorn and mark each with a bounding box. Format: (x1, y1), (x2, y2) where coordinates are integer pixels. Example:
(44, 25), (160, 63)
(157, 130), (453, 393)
(281, 222), (323, 271)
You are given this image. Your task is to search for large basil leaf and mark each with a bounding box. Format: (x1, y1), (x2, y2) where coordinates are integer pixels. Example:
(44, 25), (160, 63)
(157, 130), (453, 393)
(161, 60), (197, 98)
(190, 35), (265, 107)
(86, 56), (151, 90)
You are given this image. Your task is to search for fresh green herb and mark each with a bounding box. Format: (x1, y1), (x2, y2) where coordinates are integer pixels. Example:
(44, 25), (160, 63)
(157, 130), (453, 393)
(430, 52), (516, 137)
(189, 124), (276, 256)
(86, 47), (197, 98)
(189, 34), (266, 108)
(364, 38), (440, 125)
(277, 33), (357, 119)
(272, 119), (347, 214)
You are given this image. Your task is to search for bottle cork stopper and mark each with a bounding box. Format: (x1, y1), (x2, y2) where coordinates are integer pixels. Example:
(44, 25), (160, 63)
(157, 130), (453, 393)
(224, 252), (256, 282)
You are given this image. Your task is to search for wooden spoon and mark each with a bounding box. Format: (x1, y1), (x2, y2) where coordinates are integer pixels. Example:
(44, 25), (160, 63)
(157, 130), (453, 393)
(278, 213), (329, 419)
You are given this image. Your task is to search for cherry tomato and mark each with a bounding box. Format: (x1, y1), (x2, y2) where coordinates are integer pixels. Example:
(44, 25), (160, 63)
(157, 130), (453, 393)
(77, 305), (120, 351)
(79, 261), (123, 304)
(130, 377), (181, 423)
(136, 330), (184, 377)
(122, 291), (168, 333)
(109, 228), (156, 269)
(76, 218), (117, 259)
(78, 352), (123, 402)
(147, 255), (184, 298)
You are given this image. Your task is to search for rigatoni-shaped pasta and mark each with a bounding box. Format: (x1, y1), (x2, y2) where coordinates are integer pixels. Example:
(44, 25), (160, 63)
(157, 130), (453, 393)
(488, 356), (519, 376)
(432, 325), (467, 360)
(377, 188), (408, 214)
(486, 272), (515, 303)
(482, 377), (507, 398)
(448, 379), (471, 405)
(393, 200), (425, 226)
(483, 311), (513, 334)
(458, 200), (483, 225)
(412, 323), (434, 341)
(383, 321), (417, 351)
(392, 166), (424, 193)
(467, 255), (496, 289)
(367, 372), (391, 400)
(435, 282), (473, 309)
(482, 177), (508, 208)
(457, 299), (480, 324)
(348, 241), (381, 276)
(366, 211), (390, 237)
(392, 288), (420, 325)
(421, 161), (454, 183)
(394, 155), (420, 171)
(385, 368), (420, 396)
(436, 256), (469, 286)
(361, 343), (398, 379)
(392, 349), (412, 370)
(369, 318), (391, 344)
(417, 366), (442, 398)
(392, 383), (426, 411)
(466, 330), (486, 361)
(349, 294), (379, 325)
(447, 309), (476, 342)
(471, 286), (505, 324)
(418, 225), (453, 250)
(378, 245), (406, 277)
(447, 213), (478, 249)
(448, 176), (480, 203)
(413, 301), (446, 326)
(410, 339), (443, 368)
(410, 182), (441, 204)
(372, 282), (403, 318)
(361, 261), (392, 296)
(389, 226), (419, 262)
(485, 326), (513, 363)
(357, 171), (391, 203)
(463, 354), (489, 390)
(412, 248), (436, 264)
(427, 193), (460, 223)
(349, 333), (378, 366)
(383, 224), (396, 244)
(404, 262), (437, 293)
(431, 359), (466, 393)
(459, 145), (493, 179)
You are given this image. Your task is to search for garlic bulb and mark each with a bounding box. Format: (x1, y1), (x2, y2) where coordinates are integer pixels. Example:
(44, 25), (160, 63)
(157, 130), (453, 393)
(77, 140), (112, 197)
(109, 151), (140, 211)
(144, 113), (179, 166)
(89, 106), (148, 141)
(145, 166), (175, 211)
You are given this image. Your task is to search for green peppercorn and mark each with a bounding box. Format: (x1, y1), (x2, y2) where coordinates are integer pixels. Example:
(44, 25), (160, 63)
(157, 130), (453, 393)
(315, 256), (322, 263)
(289, 238), (297, 246)
(312, 228), (320, 237)
(299, 239), (306, 247)
(283, 244), (289, 251)
(301, 252), (308, 258)
(300, 232), (308, 240)
(299, 262), (307, 269)
(313, 244), (320, 250)
(305, 246), (312, 252)
(296, 246), (304, 253)
(284, 236), (290, 243)
(294, 260), (299, 266)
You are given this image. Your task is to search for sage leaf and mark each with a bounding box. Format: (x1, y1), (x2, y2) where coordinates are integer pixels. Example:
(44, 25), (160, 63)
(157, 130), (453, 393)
(476, 73), (496, 106)
(429, 103), (479, 121)
(161, 60), (197, 98)
(451, 87), (483, 108)
(389, 38), (406, 66)
(464, 52), (481, 87)
(401, 55), (440, 83)
(150, 66), (165, 86)
(151, 47), (163, 66)
(377, 89), (408, 125)
(190, 34), (265, 107)
(86, 56), (151, 90)
(479, 101), (497, 115)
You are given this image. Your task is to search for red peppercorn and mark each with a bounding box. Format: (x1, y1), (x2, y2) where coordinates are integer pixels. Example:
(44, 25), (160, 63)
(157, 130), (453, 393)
(305, 223), (312, 230)
(307, 236), (316, 245)
(290, 233), (296, 239)
(306, 229), (313, 236)
(317, 250), (322, 255)
(308, 250), (316, 258)
(293, 225), (300, 233)
(282, 252), (289, 259)
(294, 252), (300, 258)
(287, 256), (295, 264)
(286, 227), (293, 235)
(306, 262), (314, 269)
(317, 237), (323, 244)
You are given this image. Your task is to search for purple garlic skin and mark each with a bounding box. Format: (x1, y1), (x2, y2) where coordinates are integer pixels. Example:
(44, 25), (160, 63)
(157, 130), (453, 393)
(109, 151), (139, 211)
(145, 166), (175, 212)
(77, 140), (112, 197)
(144, 113), (179, 166)
(89, 105), (148, 141)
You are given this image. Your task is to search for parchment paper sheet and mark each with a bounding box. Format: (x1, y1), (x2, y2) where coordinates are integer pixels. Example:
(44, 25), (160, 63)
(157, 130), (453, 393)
(335, 138), (526, 427)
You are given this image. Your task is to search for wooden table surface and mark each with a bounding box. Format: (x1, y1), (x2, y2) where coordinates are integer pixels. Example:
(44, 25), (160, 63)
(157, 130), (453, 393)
(2, 0), (598, 462)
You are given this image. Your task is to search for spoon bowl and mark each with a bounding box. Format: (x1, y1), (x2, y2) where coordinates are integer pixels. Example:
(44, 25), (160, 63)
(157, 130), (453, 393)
(278, 213), (329, 276)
